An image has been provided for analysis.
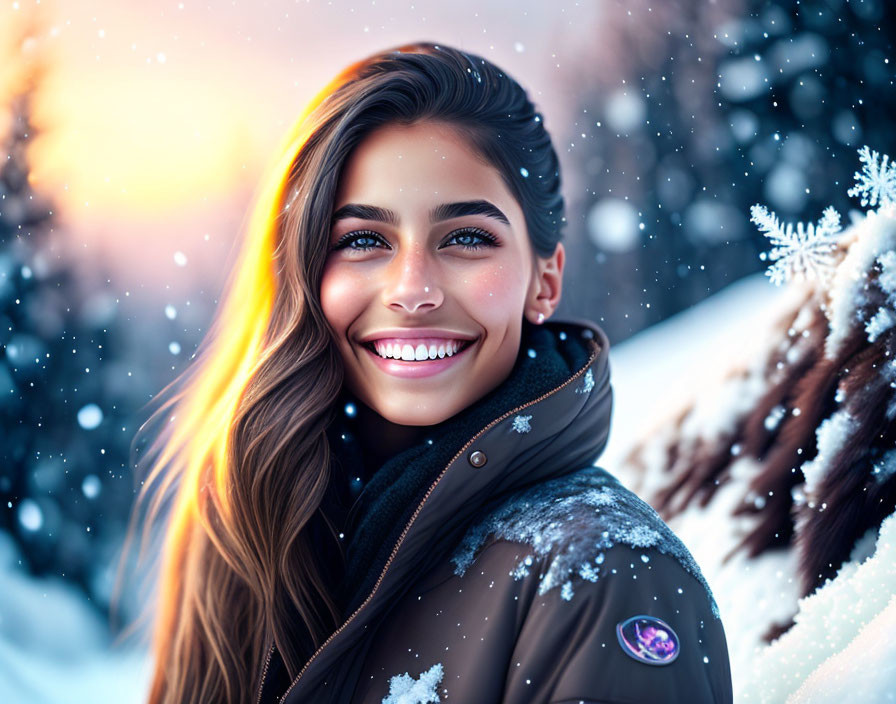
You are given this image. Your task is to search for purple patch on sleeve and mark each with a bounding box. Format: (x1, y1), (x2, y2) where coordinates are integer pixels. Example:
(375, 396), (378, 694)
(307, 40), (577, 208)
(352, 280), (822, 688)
(616, 615), (680, 666)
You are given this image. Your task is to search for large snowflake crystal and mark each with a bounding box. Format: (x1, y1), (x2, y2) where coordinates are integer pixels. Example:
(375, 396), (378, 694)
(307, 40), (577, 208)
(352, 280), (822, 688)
(848, 145), (896, 209)
(751, 204), (844, 286)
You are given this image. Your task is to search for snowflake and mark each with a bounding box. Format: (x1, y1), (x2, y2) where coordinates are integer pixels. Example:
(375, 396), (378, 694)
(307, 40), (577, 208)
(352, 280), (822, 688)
(381, 663), (444, 704)
(848, 145), (896, 209)
(560, 581), (574, 601)
(576, 368), (595, 395)
(511, 414), (532, 433)
(751, 204), (844, 286)
(872, 449), (896, 484)
(578, 560), (601, 582)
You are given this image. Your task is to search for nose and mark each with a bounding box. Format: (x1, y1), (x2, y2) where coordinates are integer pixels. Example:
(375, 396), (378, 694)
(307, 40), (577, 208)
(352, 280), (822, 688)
(381, 243), (444, 313)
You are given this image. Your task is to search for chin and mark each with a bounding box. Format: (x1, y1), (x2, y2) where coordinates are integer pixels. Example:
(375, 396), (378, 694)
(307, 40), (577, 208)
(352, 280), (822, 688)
(372, 397), (460, 427)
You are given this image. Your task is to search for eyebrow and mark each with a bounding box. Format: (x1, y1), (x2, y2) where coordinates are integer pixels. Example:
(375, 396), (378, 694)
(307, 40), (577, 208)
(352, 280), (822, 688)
(330, 199), (510, 227)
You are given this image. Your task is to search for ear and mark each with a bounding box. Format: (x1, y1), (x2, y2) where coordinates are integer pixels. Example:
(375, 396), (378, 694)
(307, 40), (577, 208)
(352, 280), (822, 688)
(525, 242), (564, 325)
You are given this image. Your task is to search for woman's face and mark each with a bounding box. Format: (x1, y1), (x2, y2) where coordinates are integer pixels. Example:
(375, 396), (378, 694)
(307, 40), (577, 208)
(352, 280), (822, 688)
(320, 119), (563, 427)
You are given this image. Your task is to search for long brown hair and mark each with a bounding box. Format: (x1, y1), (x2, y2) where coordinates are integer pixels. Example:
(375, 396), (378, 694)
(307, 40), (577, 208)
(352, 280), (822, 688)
(116, 41), (566, 703)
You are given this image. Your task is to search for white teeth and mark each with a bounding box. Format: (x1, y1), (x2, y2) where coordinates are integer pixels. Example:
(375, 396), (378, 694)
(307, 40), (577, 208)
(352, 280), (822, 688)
(370, 338), (469, 361)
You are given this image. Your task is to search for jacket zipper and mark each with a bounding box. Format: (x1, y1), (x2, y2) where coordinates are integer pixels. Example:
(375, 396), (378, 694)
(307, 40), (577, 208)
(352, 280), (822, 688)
(256, 339), (599, 704)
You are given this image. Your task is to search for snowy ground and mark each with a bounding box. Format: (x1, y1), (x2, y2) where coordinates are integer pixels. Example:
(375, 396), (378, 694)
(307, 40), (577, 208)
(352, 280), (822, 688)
(0, 530), (152, 703)
(0, 271), (810, 703)
(602, 269), (793, 475)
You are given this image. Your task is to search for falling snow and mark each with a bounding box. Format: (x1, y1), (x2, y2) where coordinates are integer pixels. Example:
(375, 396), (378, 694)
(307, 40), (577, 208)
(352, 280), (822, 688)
(872, 449), (896, 484)
(77, 403), (104, 430)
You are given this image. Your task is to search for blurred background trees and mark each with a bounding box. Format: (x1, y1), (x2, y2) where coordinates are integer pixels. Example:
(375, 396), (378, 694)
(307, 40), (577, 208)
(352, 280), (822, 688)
(559, 0), (896, 339)
(0, 15), (203, 633)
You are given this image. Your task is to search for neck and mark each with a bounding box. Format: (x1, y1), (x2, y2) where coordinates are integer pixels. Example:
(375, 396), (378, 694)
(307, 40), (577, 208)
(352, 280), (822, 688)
(352, 398), (433, 470)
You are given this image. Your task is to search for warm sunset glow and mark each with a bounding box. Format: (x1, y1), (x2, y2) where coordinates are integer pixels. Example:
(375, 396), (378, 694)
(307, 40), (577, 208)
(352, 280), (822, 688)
(30, 65), (260, 216)
(0, 2), (304, 222)
(0, 0), (585, 294)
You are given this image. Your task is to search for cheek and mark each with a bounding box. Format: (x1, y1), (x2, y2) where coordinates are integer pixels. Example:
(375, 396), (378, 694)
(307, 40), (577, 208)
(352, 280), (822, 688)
(460, 262), (528, 318)
(320, 262), (365, 335)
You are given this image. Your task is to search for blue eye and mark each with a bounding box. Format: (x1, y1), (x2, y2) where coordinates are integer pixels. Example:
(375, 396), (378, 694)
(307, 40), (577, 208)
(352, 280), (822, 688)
(330, 227), (499, 253)
(330, 230), (386, 252)
(440, 227), (499, 251)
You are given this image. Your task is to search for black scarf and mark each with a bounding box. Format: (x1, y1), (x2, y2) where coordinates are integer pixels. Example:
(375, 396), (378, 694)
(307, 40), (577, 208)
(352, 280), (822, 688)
(323, 318), (593, 618)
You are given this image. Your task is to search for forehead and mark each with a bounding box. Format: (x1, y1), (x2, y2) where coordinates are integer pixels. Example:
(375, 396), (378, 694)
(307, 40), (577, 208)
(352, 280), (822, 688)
(333, 120), (522, 220)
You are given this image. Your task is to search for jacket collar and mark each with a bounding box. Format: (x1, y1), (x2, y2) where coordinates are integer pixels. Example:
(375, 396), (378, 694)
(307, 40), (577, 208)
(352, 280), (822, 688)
(260, 317), (613, 703)
(330, 316), (613, 616)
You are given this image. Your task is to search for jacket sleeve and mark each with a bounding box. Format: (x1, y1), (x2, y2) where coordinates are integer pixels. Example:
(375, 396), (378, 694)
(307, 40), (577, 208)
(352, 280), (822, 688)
(501, 542), (733, 704)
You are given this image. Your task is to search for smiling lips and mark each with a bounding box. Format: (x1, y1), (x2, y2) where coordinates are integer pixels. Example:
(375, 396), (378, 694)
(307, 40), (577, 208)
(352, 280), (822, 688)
(359, 335), (478, 378)
(368, 337), (473, 361)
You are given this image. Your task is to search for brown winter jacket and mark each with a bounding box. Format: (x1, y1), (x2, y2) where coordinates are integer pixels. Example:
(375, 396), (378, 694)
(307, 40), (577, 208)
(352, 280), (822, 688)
(256, 317), (733, 704)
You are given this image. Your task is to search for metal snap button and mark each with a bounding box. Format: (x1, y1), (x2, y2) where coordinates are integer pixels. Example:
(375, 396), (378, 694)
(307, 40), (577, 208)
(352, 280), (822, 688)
(468, 450), (487, 468)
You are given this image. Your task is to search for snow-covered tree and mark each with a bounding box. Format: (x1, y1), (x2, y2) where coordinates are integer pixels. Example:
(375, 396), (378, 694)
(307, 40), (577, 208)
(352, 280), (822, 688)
(618, 146), (896, 697)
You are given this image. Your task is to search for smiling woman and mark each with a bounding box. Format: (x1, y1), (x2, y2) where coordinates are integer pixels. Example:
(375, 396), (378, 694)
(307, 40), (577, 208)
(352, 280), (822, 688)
(321, 120), (562, 435)
(126, 42), (733, 704)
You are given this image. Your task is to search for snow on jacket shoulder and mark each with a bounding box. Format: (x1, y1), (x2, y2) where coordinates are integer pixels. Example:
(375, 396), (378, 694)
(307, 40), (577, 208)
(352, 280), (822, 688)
(257, 318), (733, 704)
(354, 467), (731, 704)
(499, 472), (730, 704)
